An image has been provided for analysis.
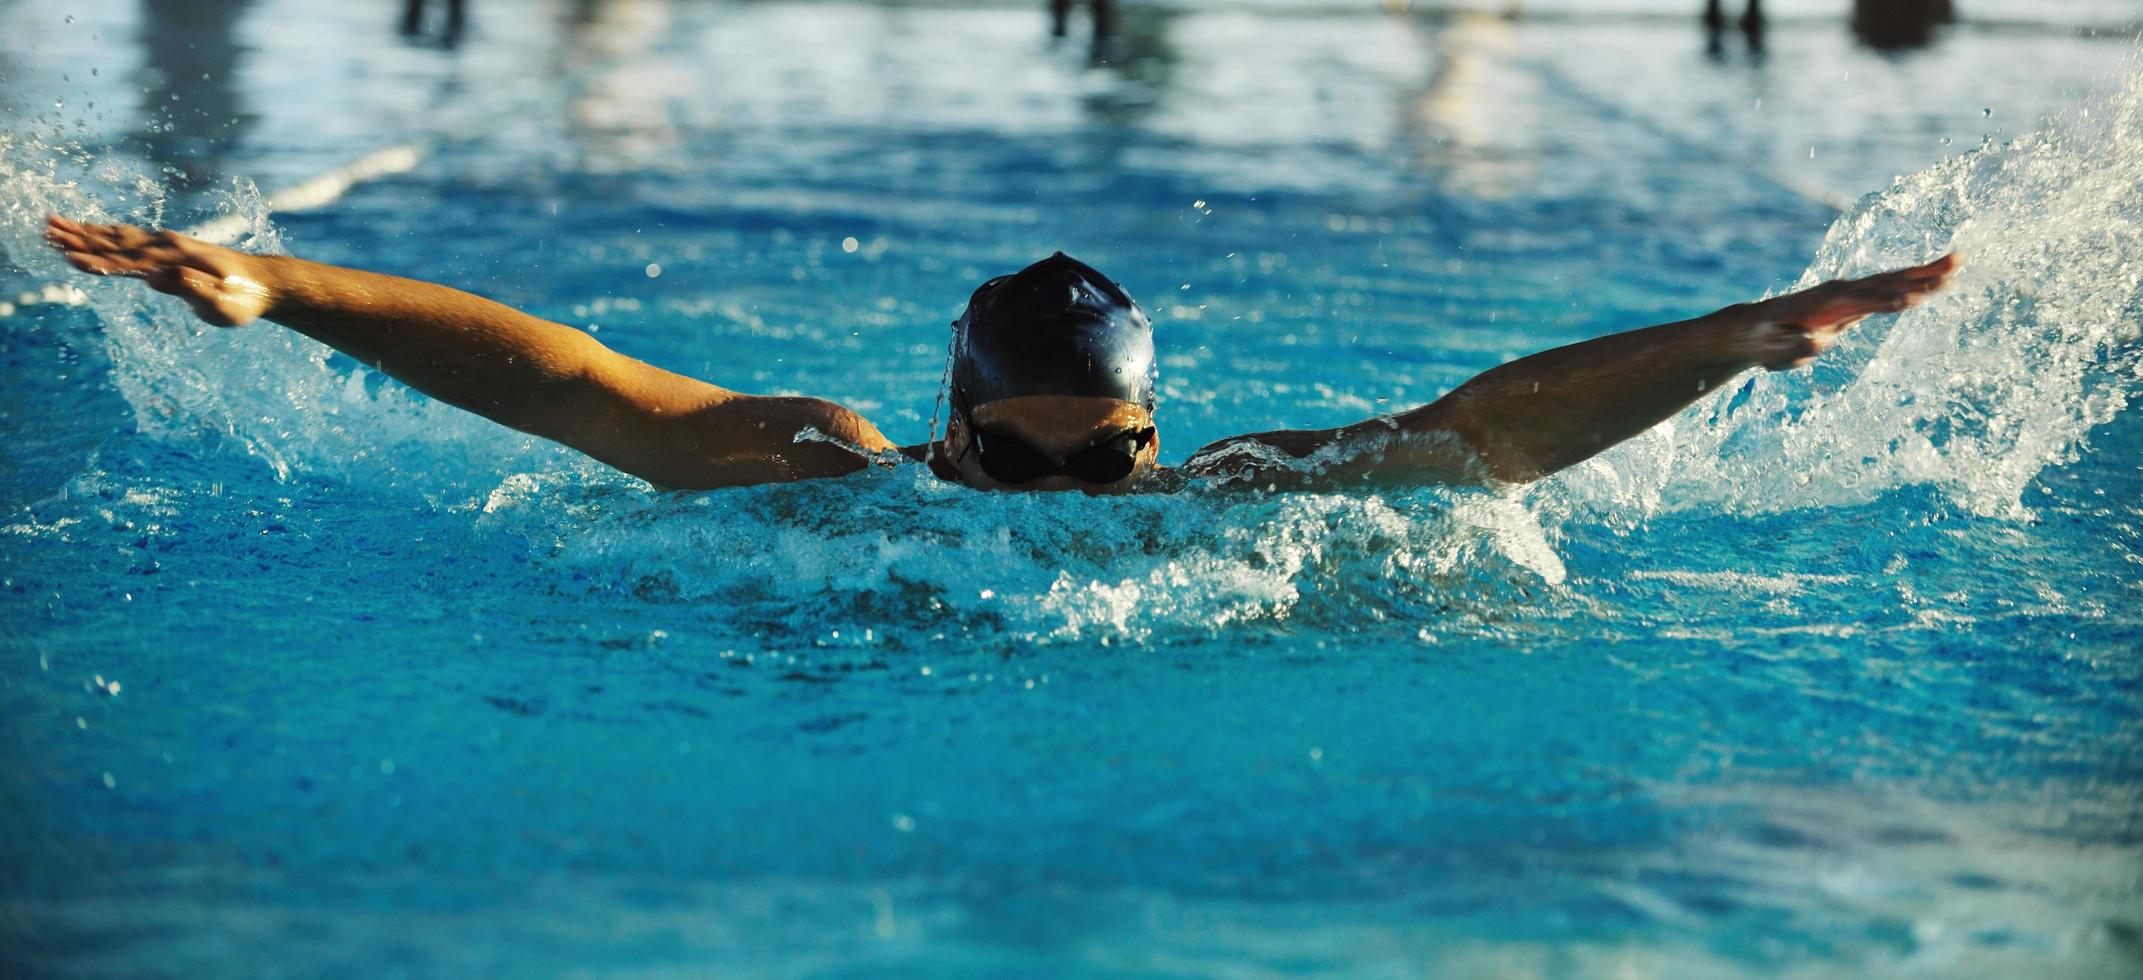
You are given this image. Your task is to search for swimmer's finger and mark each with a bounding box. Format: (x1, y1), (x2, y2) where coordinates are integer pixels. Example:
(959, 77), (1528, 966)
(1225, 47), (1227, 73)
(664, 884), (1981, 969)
(59, 249), (124, 276)
(44, 214), (92, 241)
(1872, 253), (1960, 289)
(62, 220), (145, 253)
(1881, 267), (1951, 292)
(1911, 251), (1961, 276)
(71, 223), (127, 253)
(44, 223), (93, 253)
(1845, 253), (1956, 284)
(1846, 282), (1922, 313)
(99, 223), (156, 250)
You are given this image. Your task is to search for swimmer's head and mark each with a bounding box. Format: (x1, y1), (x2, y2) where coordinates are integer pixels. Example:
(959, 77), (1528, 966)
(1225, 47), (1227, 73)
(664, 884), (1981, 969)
(943, 252), (1159, 492)
(951, 252), (1154, 413)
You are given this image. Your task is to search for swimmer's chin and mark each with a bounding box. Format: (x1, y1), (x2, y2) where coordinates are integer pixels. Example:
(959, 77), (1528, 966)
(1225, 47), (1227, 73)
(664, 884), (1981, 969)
(976, 473), (1156, 495)
(950, 463), (1178, 495)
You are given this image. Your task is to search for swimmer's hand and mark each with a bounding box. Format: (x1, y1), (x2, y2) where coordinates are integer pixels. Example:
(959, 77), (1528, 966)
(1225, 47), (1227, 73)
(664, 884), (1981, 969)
(1736, 252), (1960, 371)
(44, 215), (270, 327)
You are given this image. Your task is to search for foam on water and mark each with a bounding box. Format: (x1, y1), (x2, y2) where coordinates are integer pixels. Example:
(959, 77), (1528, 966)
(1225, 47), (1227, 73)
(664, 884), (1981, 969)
(473, 465), (1566, 645)
(0, 134), (568, 498)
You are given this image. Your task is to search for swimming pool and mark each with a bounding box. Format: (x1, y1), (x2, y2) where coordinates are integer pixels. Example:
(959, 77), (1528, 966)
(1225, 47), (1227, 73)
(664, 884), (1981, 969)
(3, 1), (2140, 974)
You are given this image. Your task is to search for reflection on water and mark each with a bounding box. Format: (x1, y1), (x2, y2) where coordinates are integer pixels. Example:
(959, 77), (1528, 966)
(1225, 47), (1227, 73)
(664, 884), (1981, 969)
(133, 0), (252, 190)
(1704, 0), (1767, 59)
(1049, 0), (1115, 49)
(1077, 3), (1183, 127)
(1851, 0), (1955, 51)
(399, 0), (469, 48)
(1403, 11), (1544, 199)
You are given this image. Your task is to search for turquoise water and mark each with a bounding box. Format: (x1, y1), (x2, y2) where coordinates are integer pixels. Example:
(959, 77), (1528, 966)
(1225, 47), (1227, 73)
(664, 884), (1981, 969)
(3, 2), (2141, 975)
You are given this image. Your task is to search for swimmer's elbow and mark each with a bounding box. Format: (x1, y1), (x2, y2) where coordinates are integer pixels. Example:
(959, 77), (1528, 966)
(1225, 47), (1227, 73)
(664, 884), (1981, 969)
(614, 395), (893, 490)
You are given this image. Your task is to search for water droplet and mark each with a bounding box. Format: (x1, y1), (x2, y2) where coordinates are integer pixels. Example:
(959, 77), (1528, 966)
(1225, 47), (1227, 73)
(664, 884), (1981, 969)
(644, 262), (661, 278)
(1983, 107), (1992, 117)
(64, 14), (75, 23)
(841, 236), (859, 253)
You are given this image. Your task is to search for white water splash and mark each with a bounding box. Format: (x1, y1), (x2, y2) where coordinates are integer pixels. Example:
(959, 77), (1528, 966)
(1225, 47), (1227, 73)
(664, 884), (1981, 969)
(474, 466), (1564, 643)
(0, 134), (569, 495)
(1571, 60), (2143, 520)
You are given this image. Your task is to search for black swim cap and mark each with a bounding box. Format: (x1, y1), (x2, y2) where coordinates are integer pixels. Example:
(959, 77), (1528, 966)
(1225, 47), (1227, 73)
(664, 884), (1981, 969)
(949, 252), (1154, 415)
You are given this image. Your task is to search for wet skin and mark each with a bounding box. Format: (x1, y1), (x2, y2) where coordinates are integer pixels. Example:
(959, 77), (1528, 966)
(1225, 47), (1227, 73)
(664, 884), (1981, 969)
(45, 214), (1958, 493)
(920, 394), (1161, 494)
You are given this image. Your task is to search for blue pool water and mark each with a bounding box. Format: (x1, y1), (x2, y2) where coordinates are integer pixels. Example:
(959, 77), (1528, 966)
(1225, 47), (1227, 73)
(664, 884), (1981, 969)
(3, 1), (2141, 974)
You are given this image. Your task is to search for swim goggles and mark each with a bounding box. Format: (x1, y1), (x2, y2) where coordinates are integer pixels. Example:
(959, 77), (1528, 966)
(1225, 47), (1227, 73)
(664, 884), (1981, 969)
(971, 426), (1156, 485)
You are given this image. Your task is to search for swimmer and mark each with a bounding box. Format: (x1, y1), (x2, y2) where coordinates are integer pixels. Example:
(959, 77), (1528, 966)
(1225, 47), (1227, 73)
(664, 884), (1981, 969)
(41, 215), (1958, 493)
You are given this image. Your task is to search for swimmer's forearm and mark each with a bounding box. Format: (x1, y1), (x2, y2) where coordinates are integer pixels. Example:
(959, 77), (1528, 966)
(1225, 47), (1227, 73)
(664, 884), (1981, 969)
(1187, 311), (1756, 487)
(1386, 310), (1754, 482)
(1392, 254), (1956, 482)
(250, 255), (614, 430)
(252, 255), (894, 488)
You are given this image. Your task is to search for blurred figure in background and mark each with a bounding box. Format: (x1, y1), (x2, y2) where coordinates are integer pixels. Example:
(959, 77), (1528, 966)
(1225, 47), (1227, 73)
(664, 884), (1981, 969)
(1704, 0), (1765, 57)
(401, 0), (468, 47)
(135, 0), (253, 190)
(1051, 0), (1117, 53)
(1071, 2), (1181, 121)
(1852, 0), (1955, 51)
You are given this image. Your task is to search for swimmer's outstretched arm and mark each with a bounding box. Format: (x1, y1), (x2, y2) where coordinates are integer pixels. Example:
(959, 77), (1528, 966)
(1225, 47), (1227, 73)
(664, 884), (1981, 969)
(1188, 254), (1959, 486)
(44, 216), (894, 489)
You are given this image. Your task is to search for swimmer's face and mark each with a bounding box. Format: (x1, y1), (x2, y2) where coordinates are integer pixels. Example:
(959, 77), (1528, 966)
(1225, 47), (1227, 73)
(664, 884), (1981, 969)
(948, 394), (1159, 494)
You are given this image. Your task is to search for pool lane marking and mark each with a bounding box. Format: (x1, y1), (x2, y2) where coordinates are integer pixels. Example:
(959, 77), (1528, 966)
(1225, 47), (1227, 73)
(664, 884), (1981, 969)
(185, 144), (428, 247)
